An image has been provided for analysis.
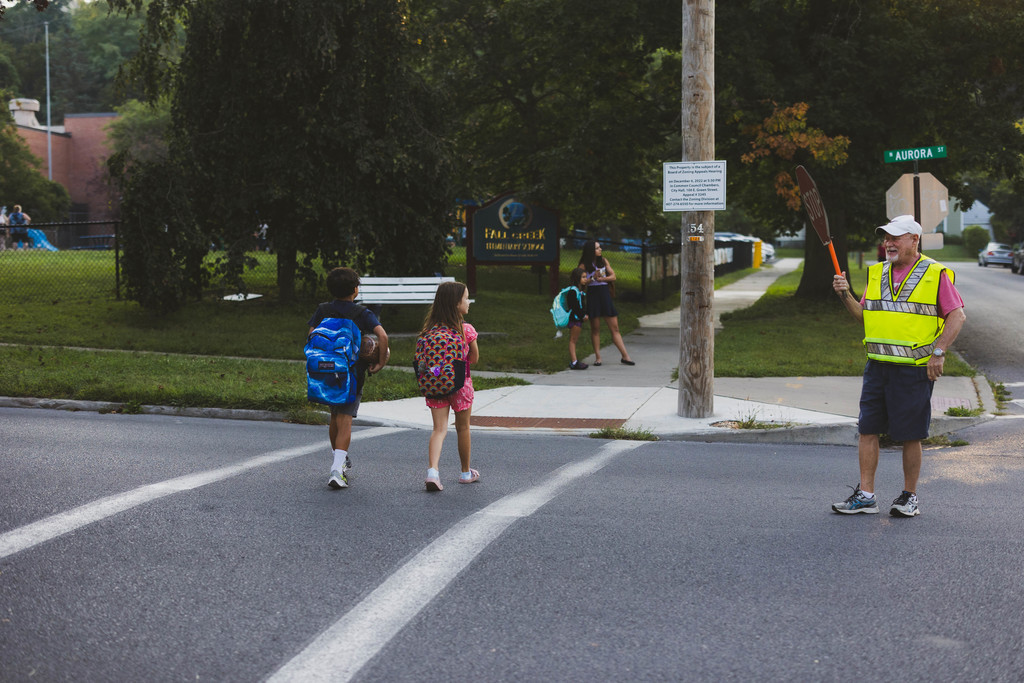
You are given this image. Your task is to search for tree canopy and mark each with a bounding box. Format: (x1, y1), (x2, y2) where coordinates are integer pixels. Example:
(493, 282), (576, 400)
(107, 0), (454, 309)
(717, 1), (1024, 296)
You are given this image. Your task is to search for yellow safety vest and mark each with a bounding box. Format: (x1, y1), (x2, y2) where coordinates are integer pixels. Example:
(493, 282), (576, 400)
(862, 255), (953, 365)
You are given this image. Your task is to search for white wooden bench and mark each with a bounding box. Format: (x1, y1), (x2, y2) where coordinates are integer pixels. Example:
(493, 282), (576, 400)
(356, 276), (465, 306)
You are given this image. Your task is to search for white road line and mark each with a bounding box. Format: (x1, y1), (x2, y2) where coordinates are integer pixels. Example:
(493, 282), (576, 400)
(267, 439), (644, 683)
(0, 426), (403, 560)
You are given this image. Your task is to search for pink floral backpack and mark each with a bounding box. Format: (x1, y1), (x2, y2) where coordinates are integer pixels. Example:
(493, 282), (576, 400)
(413, 325), (466, 398)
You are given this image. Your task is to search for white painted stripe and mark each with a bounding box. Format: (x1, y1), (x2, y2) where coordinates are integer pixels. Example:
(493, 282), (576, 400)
(268, 439), (644, 683)
(0, 427), (403, 560)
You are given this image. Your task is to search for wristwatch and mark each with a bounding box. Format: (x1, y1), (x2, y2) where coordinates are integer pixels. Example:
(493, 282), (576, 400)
(932, 347), (945, 358)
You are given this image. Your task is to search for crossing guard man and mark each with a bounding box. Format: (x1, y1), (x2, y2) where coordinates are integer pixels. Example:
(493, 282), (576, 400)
(831, 215), (966, 517)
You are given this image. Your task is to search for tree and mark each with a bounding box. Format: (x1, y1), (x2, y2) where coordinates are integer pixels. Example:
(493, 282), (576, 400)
(409, 0), (681, 240)
(717, 1), (1024, 299)
(107, 0), (454, 308)
(0, 102), (71, 220)
(0, 0), (50, 22)
(987, 176), (1024, 244)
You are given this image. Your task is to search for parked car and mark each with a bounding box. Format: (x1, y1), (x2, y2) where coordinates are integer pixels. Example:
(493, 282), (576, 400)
(1012, 245), (1024, 274)
(716, 232), (775, 261)
(978, 241), (1014, 267)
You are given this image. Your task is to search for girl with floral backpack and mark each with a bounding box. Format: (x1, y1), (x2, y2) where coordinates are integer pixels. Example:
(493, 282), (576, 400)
(416, 281), (480, 491)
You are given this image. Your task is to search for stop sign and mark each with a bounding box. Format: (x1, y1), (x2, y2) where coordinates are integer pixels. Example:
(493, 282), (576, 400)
(886, 172), (948, 232)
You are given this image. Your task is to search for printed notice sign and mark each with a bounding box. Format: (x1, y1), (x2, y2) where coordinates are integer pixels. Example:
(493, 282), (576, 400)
(663, 161), (727, 212)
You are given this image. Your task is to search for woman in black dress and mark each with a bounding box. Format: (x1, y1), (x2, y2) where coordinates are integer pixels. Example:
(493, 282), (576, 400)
(578, 240), (634, 366)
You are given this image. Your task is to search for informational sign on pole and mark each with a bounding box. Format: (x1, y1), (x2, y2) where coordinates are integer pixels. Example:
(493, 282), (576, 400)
(663, 161), (727, 212)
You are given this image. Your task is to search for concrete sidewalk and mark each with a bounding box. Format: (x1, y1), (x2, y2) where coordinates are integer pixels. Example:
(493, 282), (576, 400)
(355, 258), (994, 444)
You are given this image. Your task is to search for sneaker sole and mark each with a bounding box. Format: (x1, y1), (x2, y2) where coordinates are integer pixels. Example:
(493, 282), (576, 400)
(832, 506), (879, 514)
(328, 478), (348, 489)
(890, 507), (919, 517)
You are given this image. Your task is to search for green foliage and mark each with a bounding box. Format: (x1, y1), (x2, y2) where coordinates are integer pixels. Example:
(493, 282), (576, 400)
(589, 426), (658, 441)
(718, 1), (1024, 299)
(107, 0), (456, 308)
(987, 178), (1024, 243)
(410, 0), (680, 240)
(105, 97), (171, 164)
(963, 225), (991, 254)
(110, 154), (209, 313)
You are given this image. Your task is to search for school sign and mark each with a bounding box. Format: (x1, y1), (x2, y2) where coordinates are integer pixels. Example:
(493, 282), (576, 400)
(470, 193), (558, 262)
(883, 145), (947, 164)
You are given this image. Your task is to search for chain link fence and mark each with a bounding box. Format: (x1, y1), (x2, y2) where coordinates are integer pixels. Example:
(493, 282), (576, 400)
(3, 225), (757, 305)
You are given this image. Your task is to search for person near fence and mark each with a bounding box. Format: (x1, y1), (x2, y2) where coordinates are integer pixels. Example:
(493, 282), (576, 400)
(422, 281), (480, 491)
(0, 206), (7, 251)
(306, 267), (390, 490)
(578, 239), (634, 366)
(831, 215), (965, 518)
(8, 205), (31, 250)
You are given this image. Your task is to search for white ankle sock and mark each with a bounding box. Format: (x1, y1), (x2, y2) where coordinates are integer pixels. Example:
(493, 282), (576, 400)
(460, 470), (474, 480)
(427, 467), (439, 479)
(332, 449), (348, 471)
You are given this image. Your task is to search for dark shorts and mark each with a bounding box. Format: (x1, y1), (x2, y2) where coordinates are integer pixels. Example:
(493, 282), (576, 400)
(567, 320), (583, 329)
(858, 360), (933, 441)
(330, 394), (361, 418)
(587, 285), (618, 319)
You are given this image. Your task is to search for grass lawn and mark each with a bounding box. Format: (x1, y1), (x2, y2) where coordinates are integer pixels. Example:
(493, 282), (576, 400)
(0, 245), (973, 413)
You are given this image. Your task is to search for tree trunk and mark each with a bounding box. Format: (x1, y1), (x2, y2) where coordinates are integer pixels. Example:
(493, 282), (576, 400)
(795, 210), (860, 300)
(277, 246), (297, 302)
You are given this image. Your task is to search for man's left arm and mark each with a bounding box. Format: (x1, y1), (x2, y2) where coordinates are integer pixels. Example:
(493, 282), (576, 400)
(929, 306), (965, 381)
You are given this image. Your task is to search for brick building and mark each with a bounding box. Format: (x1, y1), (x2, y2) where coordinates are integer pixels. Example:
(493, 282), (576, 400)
(9, 98), (118, 221)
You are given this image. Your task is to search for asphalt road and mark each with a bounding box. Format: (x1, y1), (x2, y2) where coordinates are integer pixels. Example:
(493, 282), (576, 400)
(952, 260), (1024, 414)
(3, 408), (1024, 682)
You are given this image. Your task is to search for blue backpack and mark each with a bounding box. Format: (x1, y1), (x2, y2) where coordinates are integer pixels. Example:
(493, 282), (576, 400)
(304, 313), (363, 406)
(550, 286), (583, 328)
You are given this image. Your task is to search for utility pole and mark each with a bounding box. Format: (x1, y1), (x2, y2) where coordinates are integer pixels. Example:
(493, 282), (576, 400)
(678, 0), (715, 418)
(45, 21), (52, 180)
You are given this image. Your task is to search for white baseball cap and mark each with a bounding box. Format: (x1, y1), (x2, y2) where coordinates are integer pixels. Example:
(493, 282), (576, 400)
(876, 214), (922, 238)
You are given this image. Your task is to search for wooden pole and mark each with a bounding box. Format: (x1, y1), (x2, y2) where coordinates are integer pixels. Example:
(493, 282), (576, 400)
(678, 0), (715, 418)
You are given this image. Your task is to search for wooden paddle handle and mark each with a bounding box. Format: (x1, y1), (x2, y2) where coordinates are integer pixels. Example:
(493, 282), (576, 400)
(827, 241), (842, 276)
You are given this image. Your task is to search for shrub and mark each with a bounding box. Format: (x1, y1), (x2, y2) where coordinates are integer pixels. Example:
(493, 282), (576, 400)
(963, 225), (990, 254)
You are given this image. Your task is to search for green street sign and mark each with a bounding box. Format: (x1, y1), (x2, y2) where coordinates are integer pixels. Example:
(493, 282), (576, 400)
(884, 145), (947, 163)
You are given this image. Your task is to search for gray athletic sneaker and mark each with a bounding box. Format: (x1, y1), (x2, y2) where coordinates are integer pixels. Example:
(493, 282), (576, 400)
(832, 485), (879, 514)
(890, 490), (920, 517)
(328, 469), (348, 489)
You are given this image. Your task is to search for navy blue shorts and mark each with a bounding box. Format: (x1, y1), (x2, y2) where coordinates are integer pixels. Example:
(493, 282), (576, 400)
(858, 360), (933, 441)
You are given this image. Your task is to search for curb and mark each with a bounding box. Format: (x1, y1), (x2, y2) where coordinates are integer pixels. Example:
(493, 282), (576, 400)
(0, 396), (289, 423)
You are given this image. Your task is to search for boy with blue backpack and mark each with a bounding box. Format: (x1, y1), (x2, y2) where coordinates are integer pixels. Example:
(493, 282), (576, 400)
(306, 267), (389, 489)
(550, 267), (589, 369)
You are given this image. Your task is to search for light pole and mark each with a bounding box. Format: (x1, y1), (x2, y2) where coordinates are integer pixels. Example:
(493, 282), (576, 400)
(45, 20), (52, 180)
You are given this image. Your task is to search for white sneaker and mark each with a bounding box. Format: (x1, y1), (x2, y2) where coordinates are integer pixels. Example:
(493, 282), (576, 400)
(328, 469), (348, 489)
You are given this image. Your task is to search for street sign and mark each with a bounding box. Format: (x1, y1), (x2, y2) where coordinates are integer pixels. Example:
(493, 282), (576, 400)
(886, 172), (948, 232)
(883, 145), (947, 163)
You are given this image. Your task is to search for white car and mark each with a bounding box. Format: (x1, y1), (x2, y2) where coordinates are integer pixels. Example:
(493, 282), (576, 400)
(978, 242), (1013, 267)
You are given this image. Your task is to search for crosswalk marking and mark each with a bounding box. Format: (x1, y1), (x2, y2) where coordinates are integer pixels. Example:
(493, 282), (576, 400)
(0, 427), (403, 560)
(267, 439), (645, 683)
